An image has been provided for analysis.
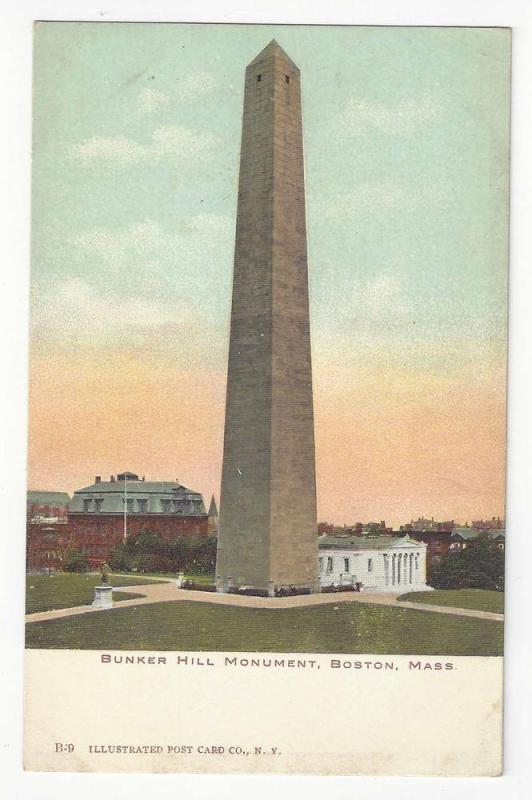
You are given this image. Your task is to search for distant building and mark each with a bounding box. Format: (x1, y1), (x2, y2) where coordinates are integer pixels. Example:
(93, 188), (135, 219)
(318, 522), (334, 536)
(320, 521), (393, 537)
(471, 517), (505, 531)
(26, 490), (71, 573)
(402, 517), (455, 533)
(318, 534), (430, 593)
(27, 490), (70, 522)
(406, 530), (453, 578)
(351, 521), (393, 535)
(451, 525), (505, 553)
(26, 521), (70, 573)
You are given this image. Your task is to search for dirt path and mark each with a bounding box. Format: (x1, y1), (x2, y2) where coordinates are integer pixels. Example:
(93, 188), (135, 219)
(25, 581), (504, 624)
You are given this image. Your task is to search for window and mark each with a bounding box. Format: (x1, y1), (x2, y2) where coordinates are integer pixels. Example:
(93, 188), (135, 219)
(257, 74), (262, 82)
(326, 557), (333, 574)
(83, 499), (92, 512)
(344, 558), (350, 573)
(318, 557), (323, 573)
(368, 558), (373, 572)
(138, 499), (147, 513)
(126, 499), (134, 512)
(94, 499), (103, 512)
(285, 74), (290, 84)
(161, 499), (171, 513)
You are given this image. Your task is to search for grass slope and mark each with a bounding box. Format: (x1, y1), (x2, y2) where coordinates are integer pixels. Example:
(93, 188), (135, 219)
(25, 600), (503, 655)
(398, 589), (504, 615)
(26, 573), (168, 614)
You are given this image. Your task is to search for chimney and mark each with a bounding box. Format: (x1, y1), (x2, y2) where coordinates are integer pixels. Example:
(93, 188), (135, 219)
(95, 476), (101, 484)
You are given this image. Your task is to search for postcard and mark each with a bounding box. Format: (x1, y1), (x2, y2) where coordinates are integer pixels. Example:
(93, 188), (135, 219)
(24, 22), (509, 776)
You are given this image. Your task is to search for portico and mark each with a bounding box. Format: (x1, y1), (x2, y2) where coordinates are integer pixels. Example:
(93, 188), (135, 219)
(318, 534), (432, 593)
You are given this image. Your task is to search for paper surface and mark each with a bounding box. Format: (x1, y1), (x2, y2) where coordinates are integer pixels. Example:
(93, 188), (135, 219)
(24, 650), (503, 776)
(24, 21), (509, 778)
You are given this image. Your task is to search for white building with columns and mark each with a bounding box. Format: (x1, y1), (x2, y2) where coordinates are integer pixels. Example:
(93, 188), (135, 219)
(318, 534), (432, 593)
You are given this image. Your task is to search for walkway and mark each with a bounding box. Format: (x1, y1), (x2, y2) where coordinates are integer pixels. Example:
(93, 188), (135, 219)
(25, 581), (504, 624)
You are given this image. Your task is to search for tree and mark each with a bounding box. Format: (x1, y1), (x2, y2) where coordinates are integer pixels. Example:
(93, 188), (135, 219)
(430, 538), (504, 591)
(63, 547), (89, 573)
(108, 531), (217, 575)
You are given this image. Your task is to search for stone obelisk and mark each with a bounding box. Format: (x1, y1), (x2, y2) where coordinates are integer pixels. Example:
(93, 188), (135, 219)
(216, 41), (318, 593)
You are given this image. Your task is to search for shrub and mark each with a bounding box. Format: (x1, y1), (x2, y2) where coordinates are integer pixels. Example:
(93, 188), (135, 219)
(63, 547), (89, 573)
(430, 538), (504, 591)
(108, 532), (217, 575)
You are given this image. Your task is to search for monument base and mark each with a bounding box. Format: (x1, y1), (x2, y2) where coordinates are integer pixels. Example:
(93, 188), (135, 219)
(92, 585), (113, 608)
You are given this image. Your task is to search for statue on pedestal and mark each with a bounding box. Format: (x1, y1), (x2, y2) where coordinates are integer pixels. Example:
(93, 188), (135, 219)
(100, 562), (111, 586)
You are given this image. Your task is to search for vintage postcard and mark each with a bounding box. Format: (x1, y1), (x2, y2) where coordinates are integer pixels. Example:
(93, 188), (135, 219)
(24, 22), (509, 776)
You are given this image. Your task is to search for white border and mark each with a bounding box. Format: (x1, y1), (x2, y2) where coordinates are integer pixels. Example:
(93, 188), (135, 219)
(1, 2), (531, 798)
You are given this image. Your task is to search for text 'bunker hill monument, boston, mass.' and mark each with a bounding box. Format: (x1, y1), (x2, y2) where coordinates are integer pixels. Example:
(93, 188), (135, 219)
(216, 41), (319, 594)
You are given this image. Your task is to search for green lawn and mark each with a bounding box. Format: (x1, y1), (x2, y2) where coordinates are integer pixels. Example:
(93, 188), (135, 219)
(25, 600), (503, 655)
(398, 589), (504, 615)
(26, 573), (169, 614)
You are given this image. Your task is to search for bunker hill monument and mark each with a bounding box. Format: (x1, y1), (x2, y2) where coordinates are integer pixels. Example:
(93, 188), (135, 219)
(216, 41), (318, 593)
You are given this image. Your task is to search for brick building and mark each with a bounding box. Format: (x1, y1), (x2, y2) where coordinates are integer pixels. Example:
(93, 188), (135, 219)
(26, 491), (72, 573)
(26, 521), (70, 573)
(67, 472), (209, 568)
(27, 472), (209, 572)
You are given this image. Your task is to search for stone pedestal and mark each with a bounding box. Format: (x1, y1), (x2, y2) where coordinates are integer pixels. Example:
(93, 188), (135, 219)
(268, 581), (275, 598)
(175, 572), (185, 589)
(92, 585), (113, 608)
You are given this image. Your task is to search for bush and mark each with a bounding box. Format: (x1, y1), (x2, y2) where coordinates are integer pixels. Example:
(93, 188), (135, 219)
(108, 532), (217, 575)
(63, 547), (89, 573)
(430, 538), (504, 591)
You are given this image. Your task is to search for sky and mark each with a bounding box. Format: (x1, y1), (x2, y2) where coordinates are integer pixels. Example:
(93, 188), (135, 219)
(28, 23), (510, 528)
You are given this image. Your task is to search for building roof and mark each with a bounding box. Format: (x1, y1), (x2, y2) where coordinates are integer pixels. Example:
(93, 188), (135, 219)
(453, 527), (505, 541)
(318, 534), (425, 551)
(74, 480), (201, 496)
(69, 476), (206, 515)
(27, 491), (70, 505)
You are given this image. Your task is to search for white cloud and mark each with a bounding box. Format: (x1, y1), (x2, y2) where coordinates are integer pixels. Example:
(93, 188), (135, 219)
(71, 215), (233, 276)
(137, 87), (170, 114)
(56, 278), (178, 330)
(71, 124), (218, 168)
(174, 71), (217, 102)
(340, 96), (439, 136)
(32, 212), (234, 350)
(71, 221), (174, 274)
(71, 136), (147, 166)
